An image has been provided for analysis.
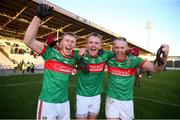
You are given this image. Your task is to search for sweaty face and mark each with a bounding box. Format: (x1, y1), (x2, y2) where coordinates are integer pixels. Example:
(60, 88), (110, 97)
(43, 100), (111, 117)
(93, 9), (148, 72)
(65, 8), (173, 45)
(60, 35), (76, 56)
(112, 40), (128, 60)
(86, 36), (102, 57)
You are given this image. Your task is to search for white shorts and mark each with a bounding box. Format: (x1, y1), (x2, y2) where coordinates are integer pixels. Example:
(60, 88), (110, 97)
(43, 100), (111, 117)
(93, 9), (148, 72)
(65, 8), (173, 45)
(76, 94), (101, 117)
(105, 97), (134, 120)
(36, 100), (70, 120)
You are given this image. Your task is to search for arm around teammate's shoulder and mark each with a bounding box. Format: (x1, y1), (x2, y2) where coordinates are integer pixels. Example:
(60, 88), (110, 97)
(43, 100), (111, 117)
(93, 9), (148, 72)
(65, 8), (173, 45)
(105, 50), (114, 58)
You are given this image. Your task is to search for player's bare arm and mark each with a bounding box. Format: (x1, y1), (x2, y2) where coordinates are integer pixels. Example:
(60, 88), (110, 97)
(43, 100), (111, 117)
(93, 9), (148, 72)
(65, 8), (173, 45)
(23, 16), (44, 54)
(143, 44), (169, 72)
(23, 4), (53, 54)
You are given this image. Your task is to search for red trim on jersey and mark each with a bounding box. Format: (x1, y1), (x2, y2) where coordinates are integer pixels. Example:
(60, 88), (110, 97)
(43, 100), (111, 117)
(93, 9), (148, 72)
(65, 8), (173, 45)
(108, 66), (136, 76)
(38, 100), (43, 120)
(39, 45), (47, 56)
(115, 57), (127, 62)
(57, 47), (62, 51)
(45, 59), (74, 74)
(87, 62), (106, 72)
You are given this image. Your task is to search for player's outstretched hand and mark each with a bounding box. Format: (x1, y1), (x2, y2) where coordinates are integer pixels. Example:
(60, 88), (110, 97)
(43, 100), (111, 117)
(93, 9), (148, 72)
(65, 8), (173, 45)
(154, 44), (169, 66)
(130, 47), (139, 56)
(161, 44), (169, 57)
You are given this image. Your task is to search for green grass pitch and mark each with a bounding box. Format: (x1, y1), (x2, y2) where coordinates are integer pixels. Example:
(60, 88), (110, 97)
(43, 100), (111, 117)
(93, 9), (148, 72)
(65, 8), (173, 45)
(0, 71), (180, 119)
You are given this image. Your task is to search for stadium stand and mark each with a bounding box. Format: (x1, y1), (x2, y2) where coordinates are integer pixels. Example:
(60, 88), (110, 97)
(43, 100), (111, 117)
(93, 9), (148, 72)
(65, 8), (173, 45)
(0, 0), (179, 71)
(166, 61), (173, 67)
(0, 51), (13, 68)
(0, 39), (44, 71)
(0, 0), (152, 54)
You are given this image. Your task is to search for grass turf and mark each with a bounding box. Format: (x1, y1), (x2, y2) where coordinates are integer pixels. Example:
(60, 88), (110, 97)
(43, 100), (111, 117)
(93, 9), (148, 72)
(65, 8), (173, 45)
(0, 71), (180, 119)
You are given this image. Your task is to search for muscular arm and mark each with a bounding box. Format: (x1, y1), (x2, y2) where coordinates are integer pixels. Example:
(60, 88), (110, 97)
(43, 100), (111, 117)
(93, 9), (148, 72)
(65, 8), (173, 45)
(23, 16), (44, 54)
(142, 56), (167, 72)
(142, 44), (169, 72)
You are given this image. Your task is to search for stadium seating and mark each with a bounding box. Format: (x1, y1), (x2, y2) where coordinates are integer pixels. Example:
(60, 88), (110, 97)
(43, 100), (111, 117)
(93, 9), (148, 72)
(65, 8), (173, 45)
(0, 39), (44, 70)
(0, 51), (13, 69)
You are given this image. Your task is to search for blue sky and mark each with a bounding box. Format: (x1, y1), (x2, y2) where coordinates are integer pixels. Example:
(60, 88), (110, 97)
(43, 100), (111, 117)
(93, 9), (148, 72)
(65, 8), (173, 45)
(49, 0), (180, 56)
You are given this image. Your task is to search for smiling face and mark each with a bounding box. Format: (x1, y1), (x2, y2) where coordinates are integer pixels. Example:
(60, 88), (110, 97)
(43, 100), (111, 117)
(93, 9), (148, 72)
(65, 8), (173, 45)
(86, 35), (102, 57)
(60, 33), (76, 57)
(112, 38), (129, 60)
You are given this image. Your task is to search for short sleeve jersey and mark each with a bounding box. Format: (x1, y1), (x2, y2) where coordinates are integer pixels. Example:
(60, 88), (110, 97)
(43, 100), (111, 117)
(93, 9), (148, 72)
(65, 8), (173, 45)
(107, 54), (144, 100)
(39, 46), (78, 103)
(76, 50), (114, 96)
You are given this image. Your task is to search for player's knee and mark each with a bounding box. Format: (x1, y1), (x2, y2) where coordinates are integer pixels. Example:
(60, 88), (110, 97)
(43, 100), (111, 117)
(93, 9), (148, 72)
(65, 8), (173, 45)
(88, 112), (98, 119)
(76, 114), (88, 120)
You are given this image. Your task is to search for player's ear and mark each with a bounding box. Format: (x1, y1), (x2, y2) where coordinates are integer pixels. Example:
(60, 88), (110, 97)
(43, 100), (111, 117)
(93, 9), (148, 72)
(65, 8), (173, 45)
(112, 46), (115, 52)
(100, 41), (102, 49)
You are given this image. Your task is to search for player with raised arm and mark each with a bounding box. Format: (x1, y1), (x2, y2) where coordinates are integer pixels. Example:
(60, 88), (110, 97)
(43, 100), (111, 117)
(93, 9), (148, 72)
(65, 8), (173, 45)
(23, 4), (79, 120)
(106, 37), (169, 120)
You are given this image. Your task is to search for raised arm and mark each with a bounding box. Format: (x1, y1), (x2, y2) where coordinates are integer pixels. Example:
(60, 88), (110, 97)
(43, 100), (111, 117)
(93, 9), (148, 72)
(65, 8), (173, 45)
(23, 16), (44, 54)
(142, 44), (169, 72)
(23, 4), (53, 54)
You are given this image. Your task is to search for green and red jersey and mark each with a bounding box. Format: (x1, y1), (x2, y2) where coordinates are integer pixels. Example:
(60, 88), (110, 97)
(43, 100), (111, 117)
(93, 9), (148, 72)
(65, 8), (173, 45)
(39, 46), (79, 103)
(76, 50), (114, 96)
(107, 54), (145, 100)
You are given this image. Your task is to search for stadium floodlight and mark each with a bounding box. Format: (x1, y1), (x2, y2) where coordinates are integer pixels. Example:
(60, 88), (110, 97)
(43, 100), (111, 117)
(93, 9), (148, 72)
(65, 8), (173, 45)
(145, 20), (152, 50)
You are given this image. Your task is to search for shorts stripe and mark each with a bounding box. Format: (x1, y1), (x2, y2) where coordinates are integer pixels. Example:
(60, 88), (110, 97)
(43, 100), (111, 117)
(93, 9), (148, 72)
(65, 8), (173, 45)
(38, 101), (43, 120)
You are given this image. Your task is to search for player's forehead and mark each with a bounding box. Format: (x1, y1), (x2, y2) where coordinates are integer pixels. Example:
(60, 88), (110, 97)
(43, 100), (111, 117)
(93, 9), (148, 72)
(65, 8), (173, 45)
(63, 35), (76, 41)
(87, 32), (102, 43)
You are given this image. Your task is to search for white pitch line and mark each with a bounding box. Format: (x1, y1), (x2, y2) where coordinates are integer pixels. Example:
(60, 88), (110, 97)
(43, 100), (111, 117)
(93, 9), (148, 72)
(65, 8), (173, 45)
(135, 96), (180, 108)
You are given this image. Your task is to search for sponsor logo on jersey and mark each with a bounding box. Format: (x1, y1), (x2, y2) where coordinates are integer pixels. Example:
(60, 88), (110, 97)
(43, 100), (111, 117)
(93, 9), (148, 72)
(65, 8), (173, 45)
(108, 66), (135, 76)
(45, 59), (73, 74)
(87, 62), (106, 72)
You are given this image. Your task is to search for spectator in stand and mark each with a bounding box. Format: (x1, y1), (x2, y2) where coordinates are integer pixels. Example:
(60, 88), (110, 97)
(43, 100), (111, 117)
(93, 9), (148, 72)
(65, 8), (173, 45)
(26, 62), (31, 72)
(21, 62), (26, 74)
(13, 62), (17, 73)
(30, 62), (35, 73)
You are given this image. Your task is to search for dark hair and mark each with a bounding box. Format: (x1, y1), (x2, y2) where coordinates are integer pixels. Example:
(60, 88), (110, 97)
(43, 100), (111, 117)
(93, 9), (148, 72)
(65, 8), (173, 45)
(87, 32), (103, 40)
